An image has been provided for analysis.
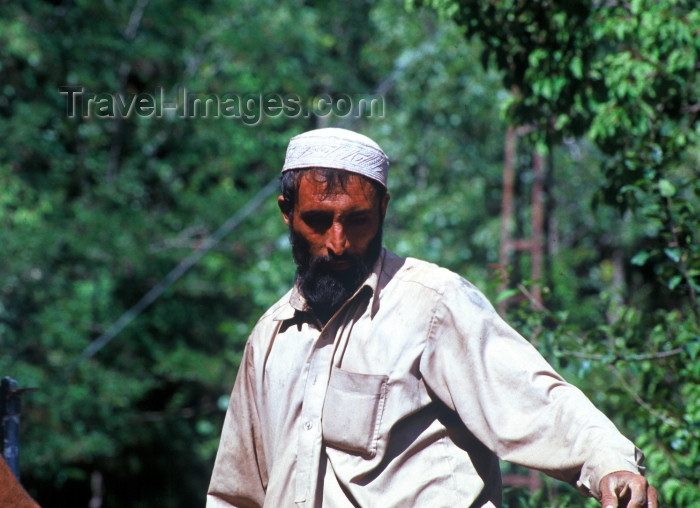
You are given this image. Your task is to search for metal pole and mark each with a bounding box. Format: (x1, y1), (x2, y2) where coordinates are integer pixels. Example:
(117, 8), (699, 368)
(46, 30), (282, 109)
(1, 377), (21, 480)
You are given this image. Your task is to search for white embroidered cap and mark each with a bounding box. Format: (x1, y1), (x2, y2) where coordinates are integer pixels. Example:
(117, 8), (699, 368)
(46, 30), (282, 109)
(282, 128), (389, 188)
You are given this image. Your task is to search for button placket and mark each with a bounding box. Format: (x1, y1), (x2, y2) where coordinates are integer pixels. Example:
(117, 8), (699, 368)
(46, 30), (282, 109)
(292, 293), (369, 505)
(294, 331), (335, 504)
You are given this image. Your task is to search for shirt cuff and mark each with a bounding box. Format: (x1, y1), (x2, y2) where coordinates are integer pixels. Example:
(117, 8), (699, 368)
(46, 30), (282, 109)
(576, 446), (646, 500)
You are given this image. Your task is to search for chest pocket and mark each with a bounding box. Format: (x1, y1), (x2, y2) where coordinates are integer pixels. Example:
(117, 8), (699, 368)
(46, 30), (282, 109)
(321, 367), (388, 457)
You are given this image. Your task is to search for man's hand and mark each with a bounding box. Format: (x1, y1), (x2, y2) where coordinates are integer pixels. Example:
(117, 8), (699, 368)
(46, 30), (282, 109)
(599, 471), (658, 508)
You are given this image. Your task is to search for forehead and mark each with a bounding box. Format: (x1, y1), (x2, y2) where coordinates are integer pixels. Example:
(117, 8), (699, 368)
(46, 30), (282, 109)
(296, 171), (377, 211)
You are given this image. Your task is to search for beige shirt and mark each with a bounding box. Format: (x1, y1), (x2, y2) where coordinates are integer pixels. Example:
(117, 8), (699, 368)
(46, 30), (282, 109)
(207, 249), (643, 508)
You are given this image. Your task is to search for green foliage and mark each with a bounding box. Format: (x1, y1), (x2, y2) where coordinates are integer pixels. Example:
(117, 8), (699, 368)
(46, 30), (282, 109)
(1, 0), (512, 505)
(413, 0), (700, 504)
(0, 0), (382, 505)
(3, 0), (698, 505)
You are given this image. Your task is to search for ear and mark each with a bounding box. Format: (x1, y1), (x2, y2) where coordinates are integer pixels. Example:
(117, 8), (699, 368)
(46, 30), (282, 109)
(278, 195), (292, 226)
(379, 193), (390, 221)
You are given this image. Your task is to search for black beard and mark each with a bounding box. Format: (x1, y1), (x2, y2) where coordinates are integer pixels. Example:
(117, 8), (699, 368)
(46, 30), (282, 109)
(290, 225), (383, 323)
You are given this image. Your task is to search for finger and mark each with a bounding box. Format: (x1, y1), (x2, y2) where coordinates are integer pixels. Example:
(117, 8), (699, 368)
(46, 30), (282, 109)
(647, 485), (658, 508)
(627, 481), (648, 508)
(600, 476), (625, 508)
(600, 483), (621, 508)
(600, 495), (618, 508)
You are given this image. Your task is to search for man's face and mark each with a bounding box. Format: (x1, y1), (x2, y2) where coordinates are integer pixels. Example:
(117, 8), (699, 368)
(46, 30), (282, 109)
(278, 171), (390, 320)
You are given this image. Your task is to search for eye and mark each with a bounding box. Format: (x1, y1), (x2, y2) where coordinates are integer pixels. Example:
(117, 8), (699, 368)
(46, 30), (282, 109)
(301, 212), (332, 231)
(346, 214), (371, 227)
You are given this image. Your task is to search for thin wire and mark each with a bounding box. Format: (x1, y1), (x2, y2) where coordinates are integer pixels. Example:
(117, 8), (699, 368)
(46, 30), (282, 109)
(66, 177), (279, 374)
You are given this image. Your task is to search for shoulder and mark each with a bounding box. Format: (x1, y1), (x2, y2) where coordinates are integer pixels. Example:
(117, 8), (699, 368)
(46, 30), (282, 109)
(383, 250), (495, 313)
(385, 251), (491, 307)
(258, 288), (295, 321)
(246, 288), (295, 345)
(382, 250), (456, 291)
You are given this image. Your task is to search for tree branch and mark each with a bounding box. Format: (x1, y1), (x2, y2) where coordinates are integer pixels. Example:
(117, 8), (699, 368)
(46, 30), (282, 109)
(558, 347), (685, 362)
(662, 195), (699, 324)
(108, 0), (151, 183)
(606, 363), (693, 435)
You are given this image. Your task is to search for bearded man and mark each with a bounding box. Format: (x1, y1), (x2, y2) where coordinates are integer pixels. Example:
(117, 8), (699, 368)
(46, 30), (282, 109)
(207, 128), (657, 508)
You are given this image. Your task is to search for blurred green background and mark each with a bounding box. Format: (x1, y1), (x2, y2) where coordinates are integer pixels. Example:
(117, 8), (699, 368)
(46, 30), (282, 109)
(1, 0), (698, 506)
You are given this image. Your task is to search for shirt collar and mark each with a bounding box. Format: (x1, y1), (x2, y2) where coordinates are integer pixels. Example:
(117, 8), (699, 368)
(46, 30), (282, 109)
(273, 248), (387, 323)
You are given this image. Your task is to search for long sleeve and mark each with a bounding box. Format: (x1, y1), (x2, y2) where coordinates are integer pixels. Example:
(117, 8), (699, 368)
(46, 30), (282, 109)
(420, 278), (643, 500)
(207, 342), (268, 508)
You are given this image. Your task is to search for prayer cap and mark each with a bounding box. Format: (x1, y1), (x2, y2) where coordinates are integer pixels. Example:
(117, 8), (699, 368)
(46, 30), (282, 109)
(282, 128), (389, 188)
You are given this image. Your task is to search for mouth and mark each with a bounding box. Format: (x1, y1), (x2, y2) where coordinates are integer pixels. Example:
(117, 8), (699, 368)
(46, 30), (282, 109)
(326, 260), (353, 270)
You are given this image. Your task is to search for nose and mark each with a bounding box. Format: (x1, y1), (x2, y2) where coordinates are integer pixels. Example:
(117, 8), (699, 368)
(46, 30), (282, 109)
(326, 221), (348, 257)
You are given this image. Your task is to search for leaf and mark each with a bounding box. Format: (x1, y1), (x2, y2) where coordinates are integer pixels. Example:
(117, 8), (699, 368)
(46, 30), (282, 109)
(687, 339), (700, 361)
(495, 288), (520, 303)
(570, 56), (583, 79)
(631, 251), (650, 266)
(659, 178), (676, 198)
(664, 248), (681, 263)
(667, 275), (682, 290)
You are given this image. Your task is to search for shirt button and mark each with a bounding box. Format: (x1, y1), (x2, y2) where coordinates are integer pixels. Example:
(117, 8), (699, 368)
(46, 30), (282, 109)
(304, 420), (313, 430)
